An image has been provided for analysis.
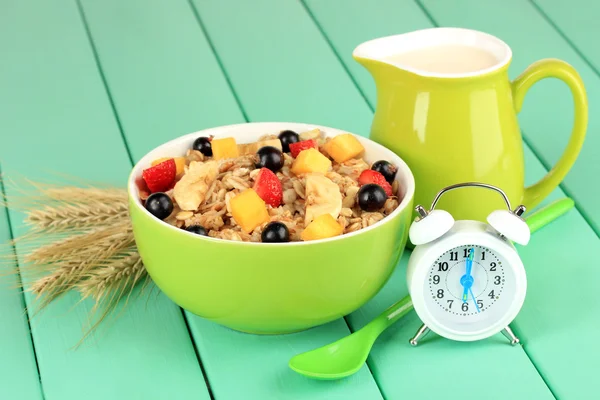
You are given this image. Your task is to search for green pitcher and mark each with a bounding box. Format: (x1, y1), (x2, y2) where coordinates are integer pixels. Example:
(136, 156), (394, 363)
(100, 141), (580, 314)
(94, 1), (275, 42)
(354, 27), (587, 221)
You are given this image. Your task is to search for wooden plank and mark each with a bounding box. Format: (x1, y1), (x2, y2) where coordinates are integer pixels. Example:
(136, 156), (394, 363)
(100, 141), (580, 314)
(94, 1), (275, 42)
(193, 0), (554, 398)
(327, 0), (599, 397)
(0, 1), (210, 399)
(529, 0), (600, 233)
(303, 0), (560, 398)
(79, 0), (383, 399)
(192, 0), (373, 134)
(0, 187), (43, 399)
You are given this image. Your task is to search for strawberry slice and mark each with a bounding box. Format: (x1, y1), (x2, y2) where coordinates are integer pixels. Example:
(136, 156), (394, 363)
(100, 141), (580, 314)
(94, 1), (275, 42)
(289, 139), (318, 158)
(142, 158), (176, 193)
(253, 168), (283, 208)
(358, 170), (393, 196)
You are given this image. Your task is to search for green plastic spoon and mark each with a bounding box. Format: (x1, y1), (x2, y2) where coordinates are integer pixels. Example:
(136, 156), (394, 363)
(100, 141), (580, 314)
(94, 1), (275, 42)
(289, 198), (575, 380)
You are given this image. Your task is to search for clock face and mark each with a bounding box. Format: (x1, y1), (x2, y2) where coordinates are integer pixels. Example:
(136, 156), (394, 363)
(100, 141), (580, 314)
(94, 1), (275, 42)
(423, 244), (517, 335)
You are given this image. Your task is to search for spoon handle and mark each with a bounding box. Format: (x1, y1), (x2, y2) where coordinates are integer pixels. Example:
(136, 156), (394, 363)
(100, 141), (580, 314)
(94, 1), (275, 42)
(525, 198), (574, 234)
(360, 295), (413, 340)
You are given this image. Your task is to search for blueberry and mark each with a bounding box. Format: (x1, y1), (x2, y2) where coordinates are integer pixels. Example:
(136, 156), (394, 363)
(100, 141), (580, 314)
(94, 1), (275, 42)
(278, 130), (300, 153)
(145, 192), (174, 220)
(371, 160), (398, 183)
(255, 146), (284, 173)
(261, 222), (290, 243)
(185, 225), (208, 236)
(357, 184), (387, 212)
(193, 137), (212, 156)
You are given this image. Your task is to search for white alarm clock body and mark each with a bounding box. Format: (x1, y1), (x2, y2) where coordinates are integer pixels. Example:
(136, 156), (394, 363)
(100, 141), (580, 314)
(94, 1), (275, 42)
(407, 220), (527, 342)
(406, 182), (530, 344)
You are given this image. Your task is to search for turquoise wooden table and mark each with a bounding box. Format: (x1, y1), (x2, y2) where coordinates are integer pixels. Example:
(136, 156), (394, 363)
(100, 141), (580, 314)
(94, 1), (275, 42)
(1, 1), (598, 399)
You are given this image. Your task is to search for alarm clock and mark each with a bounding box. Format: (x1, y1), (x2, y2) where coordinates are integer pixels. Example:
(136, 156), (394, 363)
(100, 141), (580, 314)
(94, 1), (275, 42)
(406, 182), (530, 346)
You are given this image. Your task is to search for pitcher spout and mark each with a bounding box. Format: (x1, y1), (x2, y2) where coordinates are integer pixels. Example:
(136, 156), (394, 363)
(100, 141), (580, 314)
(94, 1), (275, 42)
(353, 28), (512, 79)
(352, 36), (401, 77)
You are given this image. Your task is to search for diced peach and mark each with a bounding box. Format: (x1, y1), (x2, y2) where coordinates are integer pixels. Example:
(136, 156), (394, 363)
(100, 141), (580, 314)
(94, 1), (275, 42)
(212, 137), (239, 160)
(230, 189), (270, 233)
(323, 134), (365, 163)
(290, 148), (332, 175)
(301, 214), (343, 241)
(151, 157), (186, 175)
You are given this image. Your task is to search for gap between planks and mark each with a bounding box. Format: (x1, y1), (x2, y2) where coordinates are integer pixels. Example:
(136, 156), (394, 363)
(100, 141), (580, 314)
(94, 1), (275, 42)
(74, 1), (216, 398)
(0, 163), (45, 399)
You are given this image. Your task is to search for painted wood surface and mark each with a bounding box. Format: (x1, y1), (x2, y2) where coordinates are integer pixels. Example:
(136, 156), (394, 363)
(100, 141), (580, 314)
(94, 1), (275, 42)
(0, 0), (598, 399)
(0, 1), (210, 399)
(0, 191), (42, 399)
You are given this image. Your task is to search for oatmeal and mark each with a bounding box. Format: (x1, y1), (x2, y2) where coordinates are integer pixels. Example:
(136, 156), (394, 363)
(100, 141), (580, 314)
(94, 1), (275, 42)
(138, 128), (401, 242)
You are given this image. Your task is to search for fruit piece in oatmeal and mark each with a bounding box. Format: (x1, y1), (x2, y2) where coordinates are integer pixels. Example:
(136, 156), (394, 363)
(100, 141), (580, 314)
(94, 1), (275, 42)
(255, 146), (284, 173)
(301, 214), (343, 241)
(358, 184), (388, 212)
(230, 188), (270, 233)
(142, 158), (176, 193)
(278, 130), (300, 153)
(304, 173), (342, 225)
(371, 160), (397, 183)
(261, 221), (290, 243)
(289, 139), (318, 158)
(323, 133), (365, 163)
(185, 225), (208, 236)
(358, 170), (393, 196)
(151, 157), (186, 176)
(290, 148), (331, 175)
(193, 136), (213, 156)
(212, 137), (239, 160)
(145, 192), (174, 220)
(173, 160), (219, 211)
(253, 168), (283, 208)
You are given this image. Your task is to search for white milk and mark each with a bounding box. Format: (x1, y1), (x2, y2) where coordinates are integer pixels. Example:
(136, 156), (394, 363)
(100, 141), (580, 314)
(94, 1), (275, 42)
(384, 45), (500, 74)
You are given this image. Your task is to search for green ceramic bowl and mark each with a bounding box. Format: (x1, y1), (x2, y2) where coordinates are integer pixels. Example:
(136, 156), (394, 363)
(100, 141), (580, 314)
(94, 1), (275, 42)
(128, 122), (415, 334)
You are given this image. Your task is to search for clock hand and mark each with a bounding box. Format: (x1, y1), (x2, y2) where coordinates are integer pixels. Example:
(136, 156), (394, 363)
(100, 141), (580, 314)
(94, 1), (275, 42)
(470, 288), (481, 313)
(462, 248), (474, 302)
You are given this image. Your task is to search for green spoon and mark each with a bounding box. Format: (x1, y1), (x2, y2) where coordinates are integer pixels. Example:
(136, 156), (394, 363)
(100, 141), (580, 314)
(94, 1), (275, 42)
(289, 198), (575, 380)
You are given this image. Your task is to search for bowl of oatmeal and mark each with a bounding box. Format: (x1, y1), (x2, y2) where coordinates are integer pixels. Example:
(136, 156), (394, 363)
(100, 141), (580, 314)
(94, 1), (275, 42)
(128, 122), (415, 334)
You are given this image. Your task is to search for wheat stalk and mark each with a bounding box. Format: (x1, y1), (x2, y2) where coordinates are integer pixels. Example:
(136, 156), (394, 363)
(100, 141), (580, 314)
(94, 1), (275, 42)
(0, 177), (153, 345)
(28, 227), (135, 308)
(77, 249), (146, 301)
(73, 249), (151, 347)
(25, 202), (129, 233)
(25, 222), (132, 264)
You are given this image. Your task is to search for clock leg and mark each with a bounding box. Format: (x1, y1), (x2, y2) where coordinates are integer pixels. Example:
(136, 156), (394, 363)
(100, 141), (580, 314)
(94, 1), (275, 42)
(409, 324), (430, 346)
(502, 326), (520, 345)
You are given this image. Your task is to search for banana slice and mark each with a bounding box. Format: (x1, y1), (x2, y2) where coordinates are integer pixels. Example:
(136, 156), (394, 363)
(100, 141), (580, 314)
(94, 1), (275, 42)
(173, 161), (219, 211)
(237, 138), (282, 155)
(299, 128), (322, 141)
(305, 173), (342, 225)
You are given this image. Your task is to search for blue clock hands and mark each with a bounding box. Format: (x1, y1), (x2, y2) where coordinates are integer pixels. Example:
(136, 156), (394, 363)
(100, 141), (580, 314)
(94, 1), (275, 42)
(462, 248), (474, 301)
(470, 288), (481, 313)
(461, 248), (480, 313)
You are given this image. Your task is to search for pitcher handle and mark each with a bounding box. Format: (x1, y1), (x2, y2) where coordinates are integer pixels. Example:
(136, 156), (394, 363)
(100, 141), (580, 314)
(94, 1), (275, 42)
(511, 58), (587, 209)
